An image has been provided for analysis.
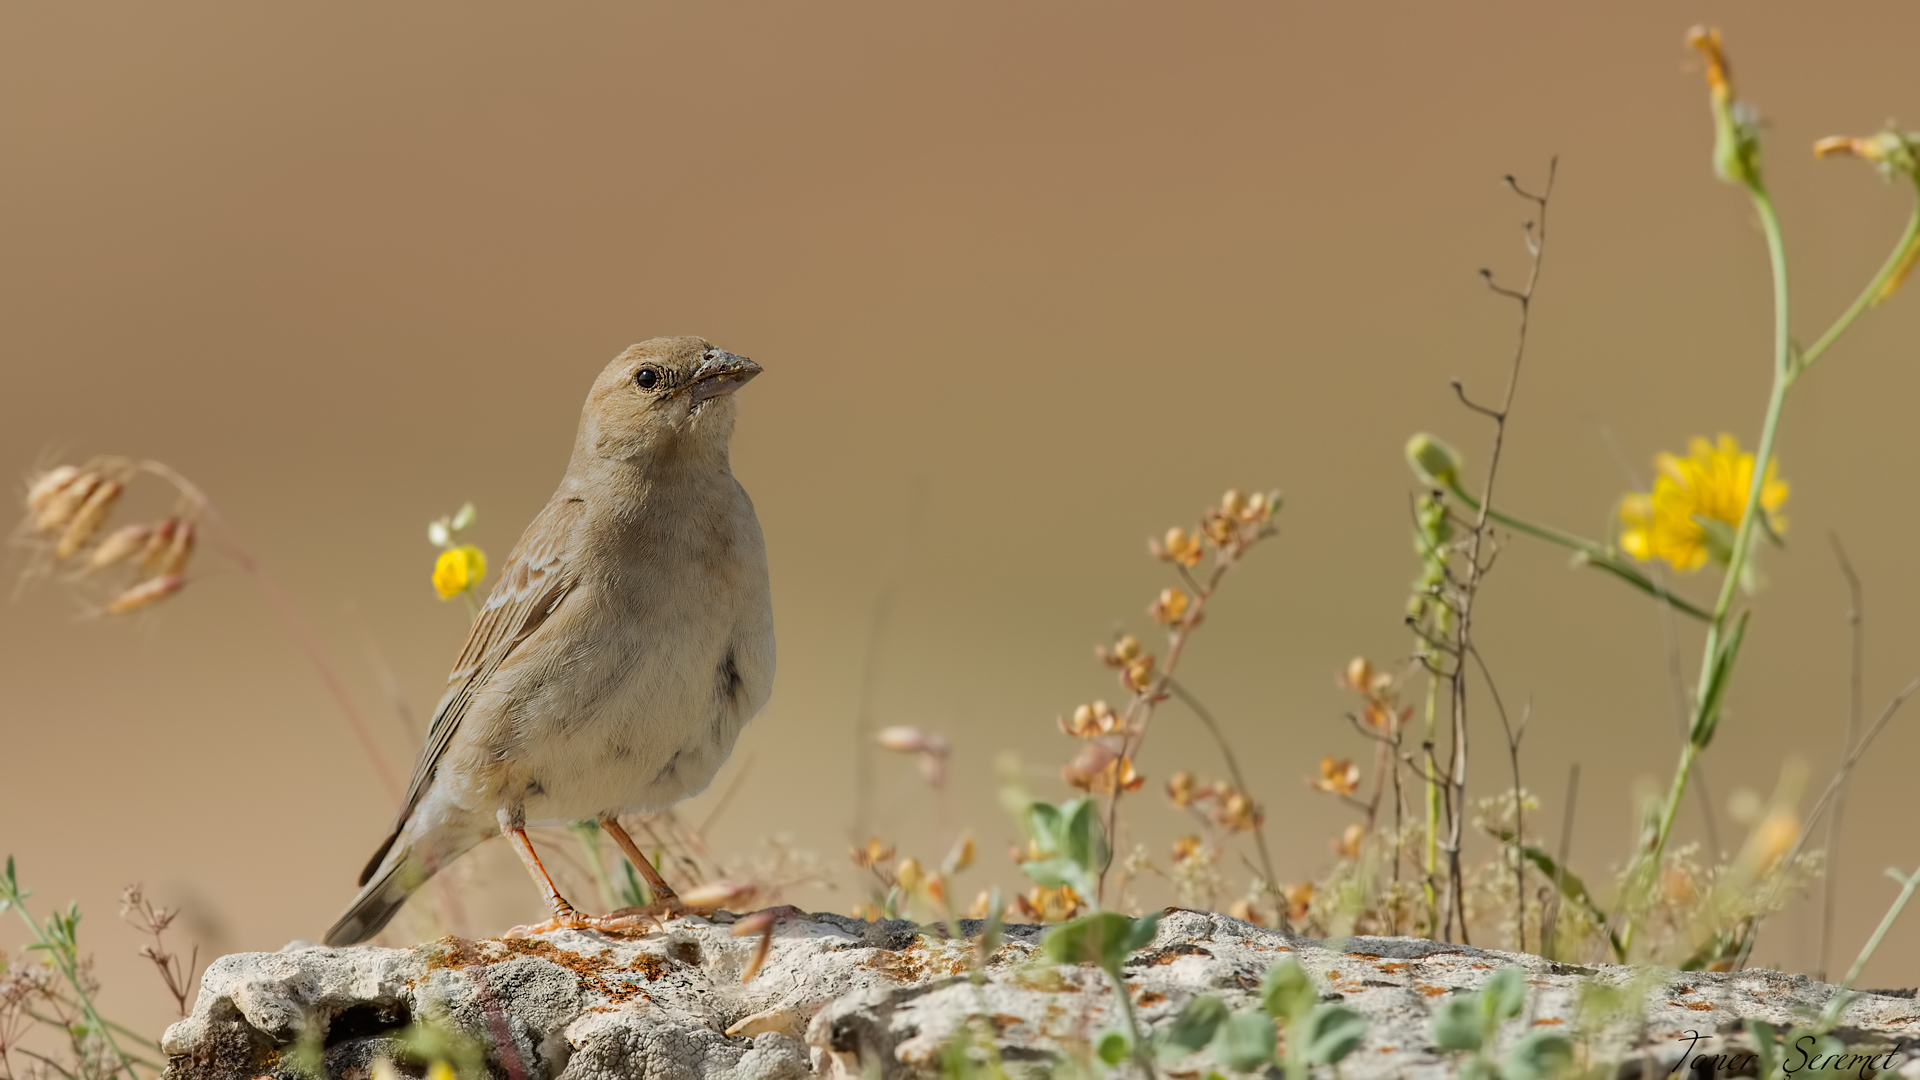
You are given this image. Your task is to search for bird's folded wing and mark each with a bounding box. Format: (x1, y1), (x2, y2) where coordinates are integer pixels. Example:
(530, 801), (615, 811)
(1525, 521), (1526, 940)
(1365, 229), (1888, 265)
(392, 498), (583, 830)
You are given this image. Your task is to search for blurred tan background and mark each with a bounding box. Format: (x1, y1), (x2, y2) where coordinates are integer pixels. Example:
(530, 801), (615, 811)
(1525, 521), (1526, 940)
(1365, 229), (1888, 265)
(5, 0), (1920, 1037)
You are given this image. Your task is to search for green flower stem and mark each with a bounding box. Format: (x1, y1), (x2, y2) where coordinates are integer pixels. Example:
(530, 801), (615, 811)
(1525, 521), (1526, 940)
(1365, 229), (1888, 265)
(1440, 478), (1712, 621)
(1630, 166), (1920, 956)
(1843, 866), (1920, 989)
(1623, 185), (1791, 954)
(1794, 174), (1920, 382)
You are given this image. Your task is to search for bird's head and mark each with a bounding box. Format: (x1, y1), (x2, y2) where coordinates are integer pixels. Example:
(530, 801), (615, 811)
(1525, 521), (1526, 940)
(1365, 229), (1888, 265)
(577, 336), (762, 462)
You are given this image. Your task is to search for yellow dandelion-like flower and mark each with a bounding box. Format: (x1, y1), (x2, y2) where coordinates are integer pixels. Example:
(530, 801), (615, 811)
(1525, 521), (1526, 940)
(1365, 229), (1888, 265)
(432, 544), (488, 599)
(1619, 434), (1788, 572)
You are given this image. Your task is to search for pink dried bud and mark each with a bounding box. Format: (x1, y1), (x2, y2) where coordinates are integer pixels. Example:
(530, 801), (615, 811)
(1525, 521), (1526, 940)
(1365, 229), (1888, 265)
(875, 726), (931, 753)
(680, 880), (757, 912)
(88, 524), (153, 571)
(138, 520), (179, 578)
(105, 574), (183, 615)
(159, 521), (196, 577)
(730, 910), (777, 937)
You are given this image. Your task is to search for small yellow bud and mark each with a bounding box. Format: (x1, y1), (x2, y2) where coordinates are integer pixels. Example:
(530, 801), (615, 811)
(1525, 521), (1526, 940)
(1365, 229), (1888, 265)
(896, 858), (925, 893)
(1221, 489), (1247, 518)
(432, 544), (488, 600)
(1405, 433), (1462, 486)
(943, 833), (976, 875)
(1113, 635), (1140, 662)
(1149, 587), (1190, 625)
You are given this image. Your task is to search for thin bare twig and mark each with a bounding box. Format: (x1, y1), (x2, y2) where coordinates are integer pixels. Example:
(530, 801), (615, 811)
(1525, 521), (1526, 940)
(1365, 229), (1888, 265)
(1817, 533), (1864, 981)
(1166, 678), (1280, 895)
(1440, 160), (1557, 942)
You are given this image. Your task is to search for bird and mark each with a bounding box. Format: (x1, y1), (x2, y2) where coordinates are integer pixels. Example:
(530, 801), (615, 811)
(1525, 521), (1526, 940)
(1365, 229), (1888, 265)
(324, 337), (775, 946)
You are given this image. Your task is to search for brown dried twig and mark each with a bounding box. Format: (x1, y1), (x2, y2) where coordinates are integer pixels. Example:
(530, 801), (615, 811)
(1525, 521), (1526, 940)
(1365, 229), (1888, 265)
(117, 886), (199, 1018)
(1436, 160), (1557, 942)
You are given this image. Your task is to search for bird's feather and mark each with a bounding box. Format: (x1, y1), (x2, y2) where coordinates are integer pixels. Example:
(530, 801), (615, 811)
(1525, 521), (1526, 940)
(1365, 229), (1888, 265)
(394, 499), (583, 833)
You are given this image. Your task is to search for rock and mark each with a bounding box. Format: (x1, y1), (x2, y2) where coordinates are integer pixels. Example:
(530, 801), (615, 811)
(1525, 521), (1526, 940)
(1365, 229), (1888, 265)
(161, 909), (1920, 1079)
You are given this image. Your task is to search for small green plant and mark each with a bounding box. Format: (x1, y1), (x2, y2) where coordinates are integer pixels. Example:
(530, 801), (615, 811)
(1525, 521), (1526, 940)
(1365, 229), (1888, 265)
(1041, 912), (1162, 1076)
(1429, 968), (1570, 1080)
(0, 858), (160, 1080)
(1020, 798), (1108, 910)
(1143, 959), (1366, 1077)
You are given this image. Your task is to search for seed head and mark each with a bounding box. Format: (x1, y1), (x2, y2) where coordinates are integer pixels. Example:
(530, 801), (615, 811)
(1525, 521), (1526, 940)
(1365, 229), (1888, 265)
(32, 470), (101, 534)
(138, 520), (179, 578)
(25, 466), (81, 514)
(55, 480), (123, 560)
(88, 524), (153, 571)
(159, 520), (196, 577)
(106, 574), (184, 615)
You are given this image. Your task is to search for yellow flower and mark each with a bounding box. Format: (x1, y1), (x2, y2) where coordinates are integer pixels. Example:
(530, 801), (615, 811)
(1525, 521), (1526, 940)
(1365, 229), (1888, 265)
(1618, 434), (1788, 572)
(432, 544), (488, 599)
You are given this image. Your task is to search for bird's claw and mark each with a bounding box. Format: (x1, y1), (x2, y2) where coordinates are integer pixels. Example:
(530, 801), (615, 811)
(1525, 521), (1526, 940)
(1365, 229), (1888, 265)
(504, 901), (679, 939)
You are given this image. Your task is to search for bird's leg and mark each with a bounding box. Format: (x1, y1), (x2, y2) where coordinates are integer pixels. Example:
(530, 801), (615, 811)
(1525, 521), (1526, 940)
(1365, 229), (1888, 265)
(597, 814), (681, 907)
(501, 819), (593, 934)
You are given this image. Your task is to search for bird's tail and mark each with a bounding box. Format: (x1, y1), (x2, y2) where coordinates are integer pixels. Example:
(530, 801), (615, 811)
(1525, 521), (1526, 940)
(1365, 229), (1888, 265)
(324, 840), (430, 946)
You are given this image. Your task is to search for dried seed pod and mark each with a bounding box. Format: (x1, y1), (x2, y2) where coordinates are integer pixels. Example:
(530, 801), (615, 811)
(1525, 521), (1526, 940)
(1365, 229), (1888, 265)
(138, 520), (178, 577)
(55, 479), (122, 560)
(88, 523), (153, 571)
(26, 465), (81, 513)
(33, 471), (100, 533)
(159, 520), (196, 577)
(106, 574), (184, 614)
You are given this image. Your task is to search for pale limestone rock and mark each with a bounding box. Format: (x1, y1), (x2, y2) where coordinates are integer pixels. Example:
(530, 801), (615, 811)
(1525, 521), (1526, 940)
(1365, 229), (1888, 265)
(160, 909), (1920, 1079)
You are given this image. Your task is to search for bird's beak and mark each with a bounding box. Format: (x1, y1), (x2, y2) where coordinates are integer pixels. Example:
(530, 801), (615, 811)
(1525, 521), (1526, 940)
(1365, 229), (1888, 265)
(688, 349), (762, 403)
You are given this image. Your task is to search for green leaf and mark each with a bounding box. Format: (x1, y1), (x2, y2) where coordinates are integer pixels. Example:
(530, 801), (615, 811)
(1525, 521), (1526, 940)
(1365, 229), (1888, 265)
(1502, 1031), (1573, 1080)
(1210, 1010), (1278, 1072)
(1499, 840), (1626, 961)
(1480, 969), (1525, 1024)
(1041, 912), (1157, 974)
(1695, 514), (1737, 566)
(1746, 1020), (1779, 1080)
(1302, 1004), (1367, 1065)
(450, 502), (477, 531)
(1122, 912), (1162, 953)
(1025, 802), (1064, 849)
(1260, 959), (1317, 1023)
(1431, 994), (1484, 1052)
(1159, 996), (1228, 1058)
(1019, 857), (1084, 891)
(1691, 610), (1750, 748)
(1096, 1030), (1131, 1066)
(1060, 798), (1110, 880)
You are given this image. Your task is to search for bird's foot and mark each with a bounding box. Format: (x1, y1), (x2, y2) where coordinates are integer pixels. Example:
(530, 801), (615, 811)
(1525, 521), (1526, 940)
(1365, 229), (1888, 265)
(504, 899), (674, 939)
(598, 899), (684, 933)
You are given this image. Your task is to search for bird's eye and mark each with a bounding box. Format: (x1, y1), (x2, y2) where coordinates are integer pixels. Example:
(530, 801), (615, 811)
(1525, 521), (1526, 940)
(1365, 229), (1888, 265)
(634, 366), (660, 391)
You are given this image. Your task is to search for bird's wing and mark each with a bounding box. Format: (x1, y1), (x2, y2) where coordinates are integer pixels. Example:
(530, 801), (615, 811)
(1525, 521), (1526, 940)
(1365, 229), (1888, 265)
(393, 497), (584, 830)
